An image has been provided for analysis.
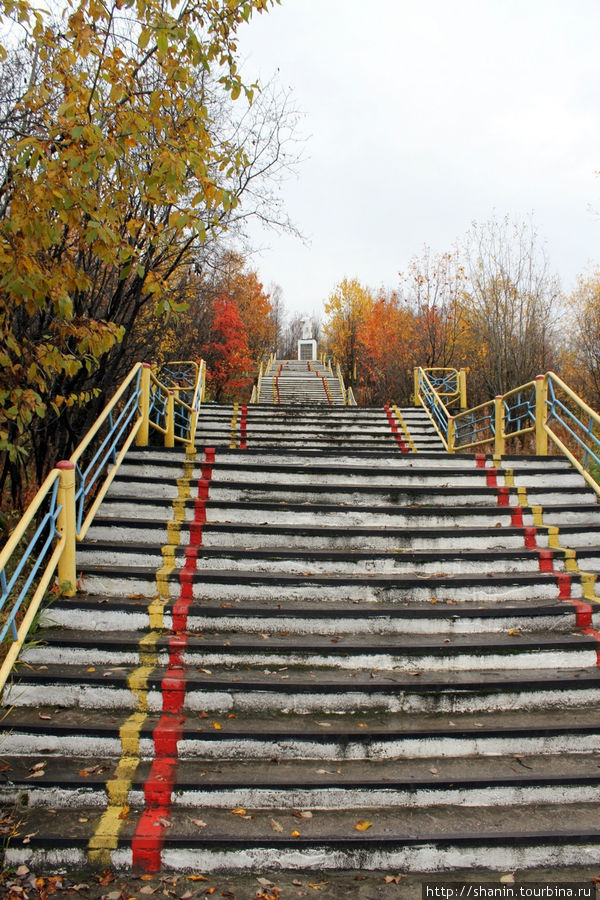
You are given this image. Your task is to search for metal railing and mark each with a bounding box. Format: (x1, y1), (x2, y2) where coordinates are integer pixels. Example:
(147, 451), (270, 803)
(0, 358), (204, 694)
(414, 366), (600, 497)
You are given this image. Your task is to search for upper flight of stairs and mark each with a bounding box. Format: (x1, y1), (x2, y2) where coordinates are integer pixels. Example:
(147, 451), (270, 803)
(3, 393), (600, 875)
(258, 359), (344, 404)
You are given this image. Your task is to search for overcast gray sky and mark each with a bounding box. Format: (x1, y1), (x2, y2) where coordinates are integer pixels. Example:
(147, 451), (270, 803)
(239, 0), (600, 319)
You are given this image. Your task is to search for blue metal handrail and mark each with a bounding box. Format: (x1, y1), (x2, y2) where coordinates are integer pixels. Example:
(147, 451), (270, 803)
(546, 375), (600, 477)
(0, 477), (61, 645)
(416, 368), (452, 449)
(0, 357), (205, 694)
(74, 367), (142, 534)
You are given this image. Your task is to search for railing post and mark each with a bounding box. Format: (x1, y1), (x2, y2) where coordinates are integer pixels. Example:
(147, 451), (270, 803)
(494, 396), (505, 457)
(56, 461), (77, 596)
(165, 391), (175, 448)
(459, 368), (468, 409)
(189, 408), (198, 449)
(413, 368), (421, 406)
(535, 374), (548, 456)
(448, 417), (456, 453)
(136, 363), (151, 447)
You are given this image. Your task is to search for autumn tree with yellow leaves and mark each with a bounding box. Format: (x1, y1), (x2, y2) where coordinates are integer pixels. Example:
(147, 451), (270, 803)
(0, 0), (294, 503)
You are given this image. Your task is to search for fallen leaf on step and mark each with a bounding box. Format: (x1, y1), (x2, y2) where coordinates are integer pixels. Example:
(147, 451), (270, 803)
(269, 818), (284, 832)
(257, 877), (275, 888)
(187, 875), (209, 882)
(355, 820), (373, 831)
(293, 810), (313, 819)
(198, 667), (212, 674)
(118, 805), (130, 819)
(507, 629), (521, 636)
(316, 721), (331, 727)
(385, 874), (406, 884)
(198, 711), (208, 718)
(291, 829), (301, 837)
(86, 667), (96, 672)
(189, 818), (207, 828)
(212, 722), (222, 730)
(38, 713), (52, 720)
(16, 865), (29, 877)
(139, 886), (156, 894)
(500, 874), (515, 883)
(231, 808), (247, 816)
(308, 883), (328, 891)
(429, 767), (439, 775)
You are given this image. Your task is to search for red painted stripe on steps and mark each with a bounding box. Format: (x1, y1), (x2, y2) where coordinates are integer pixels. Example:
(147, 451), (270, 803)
(132, 448), (214, 872)
(485, 468), (498, 488)
(473, 457), (569, 602)
(383, 406), (408, 453)
(509, 507), (522, 527)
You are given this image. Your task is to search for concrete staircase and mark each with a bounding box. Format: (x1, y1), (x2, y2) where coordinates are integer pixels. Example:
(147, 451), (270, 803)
(3, 401), (600, 875)
(258, 359), (344, 404)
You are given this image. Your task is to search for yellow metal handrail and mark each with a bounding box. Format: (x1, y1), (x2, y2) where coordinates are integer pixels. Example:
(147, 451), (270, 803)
(414, 366), (600, 497)
(0, 357), (204, 696)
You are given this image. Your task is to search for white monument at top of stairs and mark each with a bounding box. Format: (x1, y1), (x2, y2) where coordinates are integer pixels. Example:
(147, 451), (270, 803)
(298, 317), (317, 360)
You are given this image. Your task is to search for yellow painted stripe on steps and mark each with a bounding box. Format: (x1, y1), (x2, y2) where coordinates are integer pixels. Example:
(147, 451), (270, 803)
(88, 806), (127, 857)
(172, 498), (187, 521)
(532, 505), (544, 527)
(148, 597), (167, 630)
(176, 477), (191, 500)
(391, 405), (417, 453)
(167, 520), (181, 546)
(155, 566), (174, 600)
(230, 402), (239, 449)
(90, 445), (194, 866)
(503, 469), (514, 488)
(547, 526), (560, 549)
(182, 458), (195, 478)
(88, 632), (159, 864)
(161, 545), (176, 568)
(120, 712), (147, 756)
(517, 486), (528, 506)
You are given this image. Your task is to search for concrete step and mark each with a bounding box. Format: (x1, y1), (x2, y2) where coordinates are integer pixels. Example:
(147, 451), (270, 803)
(5, 404), (600, 876)
(5, 802), (600, 872)
(42, 593), (592, 635)
(92, 494), (600, 530)
(21, 629), (598, 677)
(4, 705), (600, 761)
(7, 660), (600, 715)
(76, 542), (595, 579)
(76, 562), (586, 604)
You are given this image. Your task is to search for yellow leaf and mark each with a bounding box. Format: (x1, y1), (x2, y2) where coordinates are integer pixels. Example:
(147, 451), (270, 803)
(354, 820), (373, 831)
(231, 808), (246, 816)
